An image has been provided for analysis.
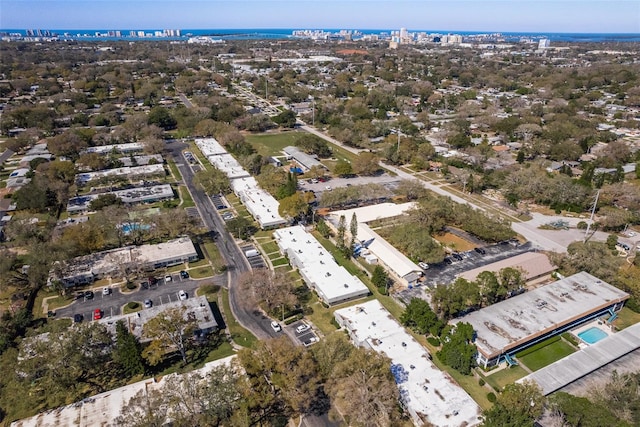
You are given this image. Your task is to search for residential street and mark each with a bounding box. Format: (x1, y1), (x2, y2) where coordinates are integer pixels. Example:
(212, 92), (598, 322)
(166, 139), (280, 340)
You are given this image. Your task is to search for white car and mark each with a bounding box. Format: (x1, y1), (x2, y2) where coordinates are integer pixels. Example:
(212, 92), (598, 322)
(102, 287), (111, 296)
(144, 299), (153, 308)
(178, 290), (188, 300)
(418, 262), (429, 270)
(165, 275), (172, 283)
(303, 337), (318, 347)
(296, 323), (311, 334)
(270, 321), (282, 332)
(325, 186), (332, 191)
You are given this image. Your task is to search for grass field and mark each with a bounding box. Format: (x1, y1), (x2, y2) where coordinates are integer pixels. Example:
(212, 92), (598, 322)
(484, 365), (529, 391)
(245, 131), (302, 157)
(220, 288), (258, 349)
(433, 231), (476, 252)
(516, 337), (576, 371)
(614, 307), (640, 330)
(178, 185), (195, 208)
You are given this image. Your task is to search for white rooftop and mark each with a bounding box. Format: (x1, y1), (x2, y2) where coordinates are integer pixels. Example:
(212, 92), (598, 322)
(453, 271), (630, 359)
(208, 154), (250, 179)
(239, 187), (286, 228)
(329, 203), (421, 280)
(11, 355), (236, 427)
(274, 225), (369, 305)
(335, 300), (481, 427)
(194, 137), (227, 156)
(75, 164), (165, 184)
(83, 142), (144, 154)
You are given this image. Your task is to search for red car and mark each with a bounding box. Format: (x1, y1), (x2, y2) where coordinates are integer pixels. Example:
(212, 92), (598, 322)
(93, 309), (102, 320)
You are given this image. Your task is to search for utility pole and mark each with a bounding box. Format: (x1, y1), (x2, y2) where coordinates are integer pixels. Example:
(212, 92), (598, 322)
(584, 189), (600, 243)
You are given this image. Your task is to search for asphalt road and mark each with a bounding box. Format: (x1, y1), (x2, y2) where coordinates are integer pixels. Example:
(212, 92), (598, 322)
(166, 139), (280, 340)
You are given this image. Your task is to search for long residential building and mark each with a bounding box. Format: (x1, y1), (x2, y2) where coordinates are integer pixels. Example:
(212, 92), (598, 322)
(75, 164), (165, 185)
(195, 138), (286, 229)
(67, 184), (174, 213)
(452, 271), (629, 367)
(335, 300), (482, 427)
(49, 237), (198, 287)
(273, 225), (369, 305)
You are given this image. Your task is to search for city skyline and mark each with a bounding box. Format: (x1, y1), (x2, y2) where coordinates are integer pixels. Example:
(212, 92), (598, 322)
(2, 1), (639, 34)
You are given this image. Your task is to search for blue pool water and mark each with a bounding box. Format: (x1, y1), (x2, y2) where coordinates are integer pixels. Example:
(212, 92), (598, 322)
(121, 223), (151, 234)
(577, 327), (608, 345)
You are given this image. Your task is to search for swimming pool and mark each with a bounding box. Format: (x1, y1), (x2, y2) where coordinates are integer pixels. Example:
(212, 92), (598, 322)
(577, 327), (608, 345)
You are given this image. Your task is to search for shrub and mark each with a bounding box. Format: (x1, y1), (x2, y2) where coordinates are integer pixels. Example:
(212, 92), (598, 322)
(201, 284), (220, 295)
(427, 337), (441, 347)
(626, 297), (640, 313)
(126, 281), (137, 290)
(127, 301), (140, 310)
(479, 378), (486, 387)
(487, 392), (497, 403)
(561, 332), (579, 347)
(284, 314), (303, 325)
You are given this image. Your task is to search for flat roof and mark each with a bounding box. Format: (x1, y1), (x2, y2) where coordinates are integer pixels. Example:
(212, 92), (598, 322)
(76, 164), (165, 184)
(334, 300), (481, 427)
(329, 203), (421, 280)
(83, 142), (143, 154)
(208, 154), (250, 179)
(283, 146), (323, 171)
(119, 154), (163, 167)
(274, 225), (369, 305)
(457, 251), (555, 282)
(239, 187), (286, 228)
(195, 137), (227, 156)
(100, 295), (217, 339)
(11, 355), (236, 427)
(520, 322), (640, 395)
(67, 184), (174, 212)
(453, 272), (630, 359)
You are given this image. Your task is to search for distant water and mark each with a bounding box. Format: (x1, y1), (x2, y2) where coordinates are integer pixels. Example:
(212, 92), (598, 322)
(2, 28), (640, 42)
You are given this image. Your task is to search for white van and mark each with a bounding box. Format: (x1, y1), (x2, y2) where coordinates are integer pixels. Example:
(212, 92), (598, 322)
(244, 249), (259, 258)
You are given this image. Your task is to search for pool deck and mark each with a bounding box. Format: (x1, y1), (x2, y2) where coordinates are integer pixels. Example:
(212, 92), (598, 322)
(573, 320), (613, 347)
(520, 321), (640, 395)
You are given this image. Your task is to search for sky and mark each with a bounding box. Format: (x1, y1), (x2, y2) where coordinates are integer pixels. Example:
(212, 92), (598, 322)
(2, 0), (639, 33)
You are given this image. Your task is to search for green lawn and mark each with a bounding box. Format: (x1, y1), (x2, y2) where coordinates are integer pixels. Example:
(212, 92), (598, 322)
(483, 365), (529, 391)
(178, 185), (195, 208)
(271, 257), (290, 267)
(220, 288), (257, 348)
(189, 266), (214, 279)
(614, 307), (640, 330)
(167, 159), (182, 181)
(260, 241), (280, 254)
(516, 337), (576, 371)
(245, 131), (303, 157)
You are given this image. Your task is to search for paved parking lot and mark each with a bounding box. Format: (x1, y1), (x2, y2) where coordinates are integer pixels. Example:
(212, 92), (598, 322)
(240, 244), (266, 269)
(298, 173), (401, 195)
(54, 273), (221, 322)
(288, 320), (319, 347)
(396, 241), (534, 305)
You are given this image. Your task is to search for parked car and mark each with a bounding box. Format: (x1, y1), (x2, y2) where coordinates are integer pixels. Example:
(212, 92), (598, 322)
(303, 337), (318, 347)
(165, 275), (172, 283)
(474, 247), (486, 255)
(144, 299), (153, 308)
(178, 290), (188, 300)
(325, 186), (332, 191)
(102, 287), (111, 296)
(418, 262), (429, 270)
(296, 323), (311, 334)
(270, 321), (282, 332)
(84, 290), (94, 300)
(73, 314), (83, 323)
(444, 257), (453, 265)
(452, 253), (463, 261)
(179, 270), (189, 279)
(93, 309), (102, 320)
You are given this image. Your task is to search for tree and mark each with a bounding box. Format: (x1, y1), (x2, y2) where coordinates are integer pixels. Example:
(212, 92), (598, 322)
(113, 320), (144, 377)
(349, 212), (358, 247)
(143, 306), (198, 365)
(437, 322), (476, 375)
(481, 381), (544, 427)
(89, 194), (123, 211)
(400, 297), (443, 336)
(115, 387), (170, 427)
(276, 172), (298, 199)
(333, 159), (353, 177)
(147, 106), (176, 130)
(238, 269), (297, 315)
(337, 214), (346, 248)
(549, 392), (628, 427)
(352, 152), (380, 176)
(272, 109), (297, 128)
(225, 216), (255, 240)
(192, 167), (231, 195)
(371, 265), (391, 294)
(311, 332), (355, 379)
(237, 337), (322, 422)
(278, 191), (311, 220)
(326, 345), (401, 426)
(17, 323), (113, 406)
